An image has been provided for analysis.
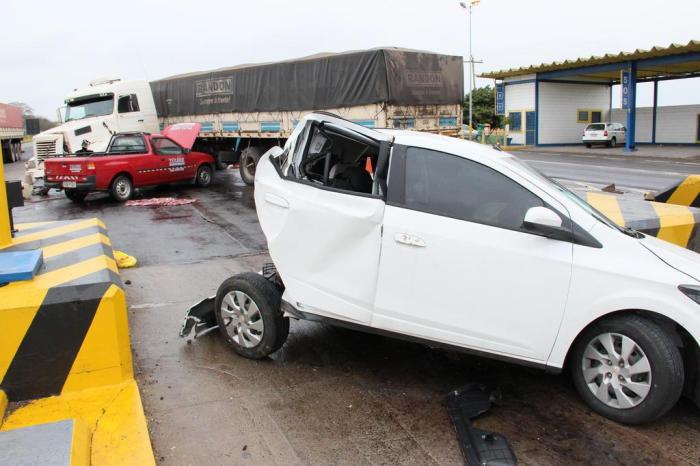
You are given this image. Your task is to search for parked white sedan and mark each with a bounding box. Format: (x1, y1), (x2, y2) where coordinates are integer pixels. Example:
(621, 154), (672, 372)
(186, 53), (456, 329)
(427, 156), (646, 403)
(583, 122), (627, 148)
(185, 112), (700, 425)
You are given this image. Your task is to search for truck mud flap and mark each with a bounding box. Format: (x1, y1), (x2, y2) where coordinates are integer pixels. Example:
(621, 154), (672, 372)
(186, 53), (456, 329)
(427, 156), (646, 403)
(446, 384), (517, 466)
(179, 296), (217, 339)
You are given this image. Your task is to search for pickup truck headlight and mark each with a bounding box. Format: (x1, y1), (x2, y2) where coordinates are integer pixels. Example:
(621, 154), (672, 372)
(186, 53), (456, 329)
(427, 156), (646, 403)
(679, 285), (700, 305)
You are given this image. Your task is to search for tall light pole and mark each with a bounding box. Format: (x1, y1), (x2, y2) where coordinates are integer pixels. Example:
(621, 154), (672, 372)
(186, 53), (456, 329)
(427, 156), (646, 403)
(459, 0), (479, 139)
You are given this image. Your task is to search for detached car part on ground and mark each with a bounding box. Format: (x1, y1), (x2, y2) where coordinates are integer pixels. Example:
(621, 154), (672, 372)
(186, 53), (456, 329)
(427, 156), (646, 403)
(182, 112), (700, 425)
(43, 123), (215, 202)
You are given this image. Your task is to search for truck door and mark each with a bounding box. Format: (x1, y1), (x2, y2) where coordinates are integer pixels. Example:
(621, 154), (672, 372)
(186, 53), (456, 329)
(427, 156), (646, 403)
(116, 94), (146, 133)
(254, 120), (390, 325)
(373, 146), (573, 363)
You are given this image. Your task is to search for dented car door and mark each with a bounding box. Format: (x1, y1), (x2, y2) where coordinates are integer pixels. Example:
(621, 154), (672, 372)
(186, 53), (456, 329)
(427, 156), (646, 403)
(254, 122), (387, 325)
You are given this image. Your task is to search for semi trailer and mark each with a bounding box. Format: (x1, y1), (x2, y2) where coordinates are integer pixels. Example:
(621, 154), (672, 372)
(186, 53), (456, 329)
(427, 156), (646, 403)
(0, 103), (25, 163)
(29, 47), (464, 186)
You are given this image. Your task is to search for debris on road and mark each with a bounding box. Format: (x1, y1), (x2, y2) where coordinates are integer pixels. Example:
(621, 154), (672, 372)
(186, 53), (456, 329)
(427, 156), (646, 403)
(446, 384), (517, 466)
(126, 197), (197, 207)
(114, 250), (138, 268)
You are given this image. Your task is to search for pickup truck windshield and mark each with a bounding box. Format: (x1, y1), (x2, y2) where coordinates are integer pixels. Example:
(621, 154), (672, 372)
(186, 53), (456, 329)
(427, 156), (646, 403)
(108, 135), (147, 153)
(65, 95), (114, 122)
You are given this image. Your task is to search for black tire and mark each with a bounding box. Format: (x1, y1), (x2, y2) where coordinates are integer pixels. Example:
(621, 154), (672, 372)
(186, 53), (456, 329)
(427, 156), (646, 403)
(65, 189), (88, 203)
(110, 174), (133, 202)
(570, 315), (684, 425)
(196, 164), (213, 187)
(1, 142), (10, 163)
(214, 273), (289, 359)
(609, 137), (617, 148)
(585, 143), (592, 149)
(239, 147), (263, 186)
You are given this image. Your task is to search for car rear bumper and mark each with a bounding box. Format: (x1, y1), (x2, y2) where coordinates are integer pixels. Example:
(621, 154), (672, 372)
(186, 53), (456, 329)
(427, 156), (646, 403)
(582, 137), (611, 143)
(45, 175), (97, 191)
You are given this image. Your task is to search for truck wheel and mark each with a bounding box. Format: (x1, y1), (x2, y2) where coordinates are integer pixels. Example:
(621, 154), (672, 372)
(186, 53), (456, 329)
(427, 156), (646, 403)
(214, 273), (289, 359)
(239, 147), (263, 186)
(110, 175), (133, 202)
(1, 142), (10, 163)
(65, 189), (88, 203)
(570, 315), (684, 424)
(196, 164), (213, 187)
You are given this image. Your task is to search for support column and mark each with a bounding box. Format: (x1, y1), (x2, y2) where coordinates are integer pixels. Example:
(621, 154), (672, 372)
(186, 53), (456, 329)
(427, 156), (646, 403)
(0, 144), (11, 247)
(625, 62), (637, 152)
(534, 77), (539, 146)
(652, 80), (658, 144)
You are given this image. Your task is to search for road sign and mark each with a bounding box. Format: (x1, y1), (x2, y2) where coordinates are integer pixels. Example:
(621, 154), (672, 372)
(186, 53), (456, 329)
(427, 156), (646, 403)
(495, 83), (505, 115)
(621, 70), (632, 110)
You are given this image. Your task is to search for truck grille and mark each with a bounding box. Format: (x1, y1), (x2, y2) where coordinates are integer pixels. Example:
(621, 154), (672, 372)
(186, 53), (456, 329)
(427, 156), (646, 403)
(35, 140), (58, 157)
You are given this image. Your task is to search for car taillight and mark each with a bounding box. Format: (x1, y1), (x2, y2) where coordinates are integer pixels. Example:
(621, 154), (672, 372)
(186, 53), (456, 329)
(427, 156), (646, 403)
(604, 130), (608, 136)
(87, 162), (96, 170)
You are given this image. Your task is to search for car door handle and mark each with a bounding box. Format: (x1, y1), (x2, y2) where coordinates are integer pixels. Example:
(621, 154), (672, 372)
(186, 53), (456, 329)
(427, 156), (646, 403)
(394, 233), (426, 247)
(265, 193), (289, 209)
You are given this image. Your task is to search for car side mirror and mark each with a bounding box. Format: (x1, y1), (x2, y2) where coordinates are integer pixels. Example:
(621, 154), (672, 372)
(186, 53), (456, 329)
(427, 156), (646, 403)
(523, 206), (571, 241)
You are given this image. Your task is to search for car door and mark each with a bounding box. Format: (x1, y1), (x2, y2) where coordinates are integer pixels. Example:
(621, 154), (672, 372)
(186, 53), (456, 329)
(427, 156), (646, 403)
(116, 94), (146, 132)
(254, 120), (390, 325)
(151, 137), (192, 182)
(106, 134), (160, 186)
(373, 146), (573, 363)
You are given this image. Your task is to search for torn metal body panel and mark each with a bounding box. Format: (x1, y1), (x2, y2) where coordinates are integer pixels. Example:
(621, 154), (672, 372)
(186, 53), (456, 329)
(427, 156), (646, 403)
(446, 384), (517, 466)
(179, 296), (217, 339)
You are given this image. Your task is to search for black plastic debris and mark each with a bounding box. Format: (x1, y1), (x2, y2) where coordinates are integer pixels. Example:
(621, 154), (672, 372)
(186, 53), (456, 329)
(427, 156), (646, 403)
(446, 384), (517, 466)
(179, 296), (217, 339)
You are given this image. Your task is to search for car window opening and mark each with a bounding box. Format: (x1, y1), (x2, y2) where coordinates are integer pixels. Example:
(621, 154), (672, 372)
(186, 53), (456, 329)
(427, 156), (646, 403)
(299, 125), (380, 195)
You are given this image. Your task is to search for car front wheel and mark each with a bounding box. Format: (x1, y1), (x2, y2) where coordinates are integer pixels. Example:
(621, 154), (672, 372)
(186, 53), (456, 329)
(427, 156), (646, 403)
(196, 164), (213, 187)
(571, 315), (684, 424)
(214, 273), (289, 359)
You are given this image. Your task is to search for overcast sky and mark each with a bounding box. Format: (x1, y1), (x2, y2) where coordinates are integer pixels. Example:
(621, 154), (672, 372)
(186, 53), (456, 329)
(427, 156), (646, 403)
(2, 0), (699, 118)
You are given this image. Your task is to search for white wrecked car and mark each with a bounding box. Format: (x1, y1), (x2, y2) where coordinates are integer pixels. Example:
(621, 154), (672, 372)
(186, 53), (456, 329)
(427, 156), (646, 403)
(182, 112), (700, 425)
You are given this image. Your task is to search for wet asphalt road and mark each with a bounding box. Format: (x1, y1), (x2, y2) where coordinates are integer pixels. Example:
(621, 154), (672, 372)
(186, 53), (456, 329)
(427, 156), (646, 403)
(7, 148), (700, 465)
(518, 150), (700, 191)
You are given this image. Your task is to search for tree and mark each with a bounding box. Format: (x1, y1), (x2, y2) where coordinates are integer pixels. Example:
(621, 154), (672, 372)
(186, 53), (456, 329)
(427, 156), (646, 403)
(463, 85), (506, 129)
(8, 101), (35, 117)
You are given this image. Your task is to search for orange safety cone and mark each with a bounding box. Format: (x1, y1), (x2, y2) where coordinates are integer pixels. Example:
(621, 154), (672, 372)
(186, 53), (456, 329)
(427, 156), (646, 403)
(365, 157), (373, 176)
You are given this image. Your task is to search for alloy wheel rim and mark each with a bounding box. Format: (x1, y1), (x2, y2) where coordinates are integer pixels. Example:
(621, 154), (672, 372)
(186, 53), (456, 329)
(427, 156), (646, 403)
(582, 332), (652, 409)
(220, 290), (264, 348)
(244, 157), (256, 177)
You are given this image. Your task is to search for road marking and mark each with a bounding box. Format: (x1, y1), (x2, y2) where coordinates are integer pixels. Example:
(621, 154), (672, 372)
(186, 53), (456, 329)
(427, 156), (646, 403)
(528, 159), (690, 177)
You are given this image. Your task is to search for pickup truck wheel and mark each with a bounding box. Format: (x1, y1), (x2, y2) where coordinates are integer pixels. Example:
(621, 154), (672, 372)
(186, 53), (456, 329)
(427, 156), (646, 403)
(196, 164), (213, 187)
(214, 273), (289, 359)
(239, 147), (262, 186)
(110, 175), (133, 202)
(571, 315), (684, 424)
(65, 189), (88, 203)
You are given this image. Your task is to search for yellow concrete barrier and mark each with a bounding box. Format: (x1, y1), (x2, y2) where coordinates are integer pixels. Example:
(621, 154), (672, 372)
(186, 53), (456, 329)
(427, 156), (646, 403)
(651, 175), (700, 207)
(0, 218), (154, 465)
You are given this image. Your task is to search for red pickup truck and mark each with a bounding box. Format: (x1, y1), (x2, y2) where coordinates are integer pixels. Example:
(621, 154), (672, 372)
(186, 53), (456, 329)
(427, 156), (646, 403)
(44, 123), (216, 202)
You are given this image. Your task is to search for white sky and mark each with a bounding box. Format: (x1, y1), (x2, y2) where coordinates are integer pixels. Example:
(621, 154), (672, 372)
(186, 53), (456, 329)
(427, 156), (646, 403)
(2, 0), (699, 118)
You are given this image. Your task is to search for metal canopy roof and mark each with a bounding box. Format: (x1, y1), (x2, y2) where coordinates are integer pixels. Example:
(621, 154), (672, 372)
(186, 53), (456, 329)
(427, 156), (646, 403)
(480, 40), (700, 83)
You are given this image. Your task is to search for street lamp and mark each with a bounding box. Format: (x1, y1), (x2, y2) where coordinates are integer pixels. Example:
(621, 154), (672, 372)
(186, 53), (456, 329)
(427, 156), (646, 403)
(459, 0), (480, 139)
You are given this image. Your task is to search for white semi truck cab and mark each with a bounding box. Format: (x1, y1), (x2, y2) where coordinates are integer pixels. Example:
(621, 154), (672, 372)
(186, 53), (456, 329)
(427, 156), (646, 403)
(27, 78), (158, 185)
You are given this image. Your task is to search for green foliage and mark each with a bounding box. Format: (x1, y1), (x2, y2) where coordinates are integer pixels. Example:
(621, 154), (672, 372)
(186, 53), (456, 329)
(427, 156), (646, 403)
(463, 85), (506, 129)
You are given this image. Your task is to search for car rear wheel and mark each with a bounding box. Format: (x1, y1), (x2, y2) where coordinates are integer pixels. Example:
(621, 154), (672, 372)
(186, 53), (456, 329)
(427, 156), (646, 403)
(64, 189), (88, 203)
(585, 143), (592, 148)
(571, 315), (684, 424)
(609, 137), (617, 148)
(196, 164), (213, 187)
(110, 175), (133, 202)
(239, 147), (263, 186)
(214, 273), (289, 359)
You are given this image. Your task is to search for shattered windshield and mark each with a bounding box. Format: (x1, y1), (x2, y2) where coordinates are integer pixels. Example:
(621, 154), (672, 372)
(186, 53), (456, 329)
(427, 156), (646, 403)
(65, 95), (114, 122)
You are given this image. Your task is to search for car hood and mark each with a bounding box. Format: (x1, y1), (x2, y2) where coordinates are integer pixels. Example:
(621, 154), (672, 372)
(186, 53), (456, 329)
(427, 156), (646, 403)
(640, 234), (700, 283)
(161, 123), (201, 150)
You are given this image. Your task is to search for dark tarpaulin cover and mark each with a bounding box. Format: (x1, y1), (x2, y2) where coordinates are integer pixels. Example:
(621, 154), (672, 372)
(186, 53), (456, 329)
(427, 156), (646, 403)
(150, 48), (463, 117)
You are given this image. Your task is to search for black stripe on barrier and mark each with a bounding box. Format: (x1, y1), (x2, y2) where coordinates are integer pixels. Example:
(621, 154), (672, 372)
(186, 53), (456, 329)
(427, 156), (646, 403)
(41, 242), (114, 274)
(4, 226), (109, 252)
(1, 282), (112, 401)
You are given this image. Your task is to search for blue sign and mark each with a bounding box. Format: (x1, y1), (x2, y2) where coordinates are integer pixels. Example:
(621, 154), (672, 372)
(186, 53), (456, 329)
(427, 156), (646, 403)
(621, 70), (632, 110)
(495, 83), (505, 115)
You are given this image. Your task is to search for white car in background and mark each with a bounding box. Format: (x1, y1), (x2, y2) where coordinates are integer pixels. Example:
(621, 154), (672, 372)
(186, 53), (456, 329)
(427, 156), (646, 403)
(583, 122), (627, 148)
(184, 113), (700, 425)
